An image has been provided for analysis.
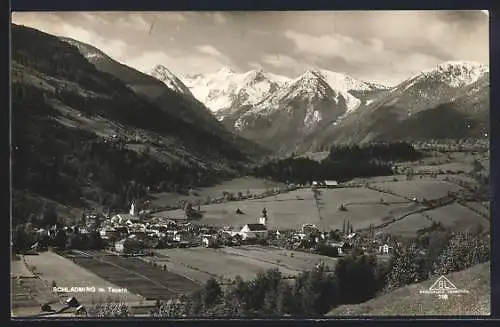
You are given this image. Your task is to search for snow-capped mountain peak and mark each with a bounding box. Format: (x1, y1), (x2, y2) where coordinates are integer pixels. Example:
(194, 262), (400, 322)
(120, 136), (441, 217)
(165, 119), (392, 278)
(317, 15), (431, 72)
(217, 66), (236, 75)
(316, 69), (387, 92)
(410, 61), (489, 88)
(182, 67), (287, 112)
(60, 37), (108, 61)
(150, 65), (193, 96)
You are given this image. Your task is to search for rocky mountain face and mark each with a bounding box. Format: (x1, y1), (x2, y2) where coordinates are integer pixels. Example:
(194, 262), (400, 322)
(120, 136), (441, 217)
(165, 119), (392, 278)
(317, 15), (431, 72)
(182, 67), (389, 154)
(301, 61), (490, 152)
(181, 62), (489, 155)
(60, 37), (267, 159)
(150, 65), (194, 97)
(182, 67), (289, 114)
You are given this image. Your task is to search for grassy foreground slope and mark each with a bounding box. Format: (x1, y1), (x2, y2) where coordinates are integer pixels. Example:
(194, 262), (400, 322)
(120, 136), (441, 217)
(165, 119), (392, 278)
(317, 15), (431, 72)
(327, 261), (490, 316)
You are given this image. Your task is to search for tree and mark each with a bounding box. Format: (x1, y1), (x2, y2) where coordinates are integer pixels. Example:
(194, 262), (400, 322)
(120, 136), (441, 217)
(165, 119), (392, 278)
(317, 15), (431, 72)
(53, 228), (67, 248)
(405, 167), (414, 181)
(276, 281), (295, 315)
(12, 225), (35, 251)
(432, 232), (490, 276)
(40, 204), (59, 227)
(311, 187), (323, 221)
(335, 254), (378, 304)
(88, 230), (104, 250)
(202, 278), (222, 308)
(384, 243), (427, 291)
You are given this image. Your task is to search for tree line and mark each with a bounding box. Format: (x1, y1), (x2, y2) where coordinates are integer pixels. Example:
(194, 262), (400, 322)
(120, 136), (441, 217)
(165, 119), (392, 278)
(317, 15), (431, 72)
(11, 82), (235, 226)
(252, 142), (422, 184)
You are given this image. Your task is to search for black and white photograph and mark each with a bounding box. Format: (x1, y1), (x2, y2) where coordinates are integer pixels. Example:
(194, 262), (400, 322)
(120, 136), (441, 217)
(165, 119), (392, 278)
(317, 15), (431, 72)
(10, 10), (491, 318)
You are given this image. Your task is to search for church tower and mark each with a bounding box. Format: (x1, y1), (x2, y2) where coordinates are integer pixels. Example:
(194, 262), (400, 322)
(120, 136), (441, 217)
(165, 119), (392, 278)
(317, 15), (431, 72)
(129, 201), (136, 216)
(259, 207), (268, 226)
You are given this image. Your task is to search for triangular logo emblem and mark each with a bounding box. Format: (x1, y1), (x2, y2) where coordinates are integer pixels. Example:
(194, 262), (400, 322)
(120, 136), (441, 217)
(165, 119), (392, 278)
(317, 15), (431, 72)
(429, 275), (457, 291)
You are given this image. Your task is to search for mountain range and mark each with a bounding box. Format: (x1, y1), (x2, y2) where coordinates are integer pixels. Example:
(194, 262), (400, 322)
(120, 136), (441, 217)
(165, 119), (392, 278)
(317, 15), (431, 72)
(10, 23), (490, 224)
(150, 61), (489, 155)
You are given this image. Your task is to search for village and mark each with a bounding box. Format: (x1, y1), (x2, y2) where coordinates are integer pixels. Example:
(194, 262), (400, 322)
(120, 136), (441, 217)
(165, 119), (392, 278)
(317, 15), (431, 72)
(25, 180), (397, 260)
(12, 149), (490, 317)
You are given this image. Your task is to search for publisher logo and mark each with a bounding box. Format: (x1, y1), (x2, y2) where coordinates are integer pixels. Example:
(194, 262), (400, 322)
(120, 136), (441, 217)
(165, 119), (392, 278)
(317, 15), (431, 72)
(419, 275), (469, 300)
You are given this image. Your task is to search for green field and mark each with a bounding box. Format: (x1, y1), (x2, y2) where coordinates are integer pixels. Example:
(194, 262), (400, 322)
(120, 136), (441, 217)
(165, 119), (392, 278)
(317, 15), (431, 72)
(21, 252), (144, 304)
(150, 177), (287, 208)
(422, 203), (490, 230)
(66, 252), (200, 300)
(381, 212), (434, 236)
(370, 180), (463, 200)
(153, 245), (338, 282)
(155, 187), (419, 231)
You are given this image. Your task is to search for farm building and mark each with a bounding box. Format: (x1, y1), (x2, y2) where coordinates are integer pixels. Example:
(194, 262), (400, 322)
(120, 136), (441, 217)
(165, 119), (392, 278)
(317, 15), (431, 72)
(312, 180), (338, 188)
(111, 214), (138, 224)
(324, 180), (339, 188)
(202, 236), (217, 248)
(99, 227), (119, 240)
(240, 224), (269, 240)
(378, 244), (393, 254)
(114, 238), (142, 253)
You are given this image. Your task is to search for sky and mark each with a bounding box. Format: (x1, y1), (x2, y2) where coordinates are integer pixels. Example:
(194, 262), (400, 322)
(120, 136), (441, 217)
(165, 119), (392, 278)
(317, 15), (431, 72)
(11, 10), (489, 86)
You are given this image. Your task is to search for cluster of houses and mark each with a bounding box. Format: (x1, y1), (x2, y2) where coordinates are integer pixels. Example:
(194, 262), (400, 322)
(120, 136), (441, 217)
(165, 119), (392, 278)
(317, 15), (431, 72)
(269, 223), (397, 257)
(24, 199), (397, 259)
(95, 203), (275, 254)
(311, 180), (339, 188)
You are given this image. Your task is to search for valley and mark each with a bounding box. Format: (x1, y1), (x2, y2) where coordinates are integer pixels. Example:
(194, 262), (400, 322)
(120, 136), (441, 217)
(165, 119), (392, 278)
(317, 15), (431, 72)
(10, 18), (490, 319)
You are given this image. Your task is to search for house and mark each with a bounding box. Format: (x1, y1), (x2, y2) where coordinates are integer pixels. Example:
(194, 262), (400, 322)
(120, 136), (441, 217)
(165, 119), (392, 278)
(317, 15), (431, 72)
(111, 214), (137, 224)
(294, 233), (308, 241)
(115, 239), (126, 253)
(324, 180), (339, 188)
(78, 227), (90, 235)
(202, 236), (217, 248)
(100, 227), (118, 240)
(301, 224), (319, 235)
(239, 224), (268, 240)
(173, 230), (193, 243)
(346, 232), (357, 240)
(115, 238), (142, 253)
(378, 243), (393, 254)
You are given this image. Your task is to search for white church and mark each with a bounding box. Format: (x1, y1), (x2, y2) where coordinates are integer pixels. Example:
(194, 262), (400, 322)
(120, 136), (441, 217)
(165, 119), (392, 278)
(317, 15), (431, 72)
(110, 201), (141, 225)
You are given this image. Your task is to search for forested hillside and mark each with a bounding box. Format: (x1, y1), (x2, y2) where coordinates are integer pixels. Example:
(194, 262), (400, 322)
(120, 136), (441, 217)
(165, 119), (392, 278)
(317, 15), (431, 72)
(11, 24), (250, 225)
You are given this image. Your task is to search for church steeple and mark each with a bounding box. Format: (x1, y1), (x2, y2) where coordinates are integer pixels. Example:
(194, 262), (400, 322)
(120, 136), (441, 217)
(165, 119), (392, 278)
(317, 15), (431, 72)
(129, 201), (136, 216)
(259, 207), (268, 226)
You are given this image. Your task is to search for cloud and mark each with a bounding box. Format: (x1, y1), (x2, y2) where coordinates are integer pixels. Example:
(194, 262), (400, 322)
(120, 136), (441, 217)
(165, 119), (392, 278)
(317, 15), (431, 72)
(125, 51), (174, 74)
(117, 14), (150, 32)
(12, 13), (130, 62)
(262, 54), (302, 68)
(196, 45), (223, 57)
(59, 23), (128, 60)
(285, 30), (389, 64)
(248, 62), (264, 70)
(11, 11), (488, 86)
(126, 50), (230, 77)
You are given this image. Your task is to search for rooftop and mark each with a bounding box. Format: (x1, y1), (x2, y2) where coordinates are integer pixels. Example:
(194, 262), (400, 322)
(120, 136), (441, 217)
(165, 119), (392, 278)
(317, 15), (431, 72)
(244, 223), (268, 231)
